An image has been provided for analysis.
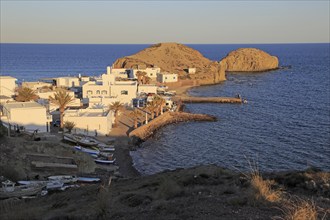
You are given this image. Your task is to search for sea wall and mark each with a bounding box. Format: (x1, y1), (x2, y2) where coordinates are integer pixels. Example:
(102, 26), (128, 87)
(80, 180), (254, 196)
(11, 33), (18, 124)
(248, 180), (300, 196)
(129, 111), (217, 144)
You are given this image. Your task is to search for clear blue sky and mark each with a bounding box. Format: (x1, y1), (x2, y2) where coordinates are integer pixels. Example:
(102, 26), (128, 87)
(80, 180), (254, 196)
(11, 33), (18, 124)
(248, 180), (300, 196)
(1, 0), (329, 44)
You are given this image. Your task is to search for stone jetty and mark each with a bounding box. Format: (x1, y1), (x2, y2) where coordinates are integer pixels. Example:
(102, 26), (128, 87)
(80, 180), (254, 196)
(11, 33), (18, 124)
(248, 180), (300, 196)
(178, 96), (242, 104)
(129, 111), (217, 144)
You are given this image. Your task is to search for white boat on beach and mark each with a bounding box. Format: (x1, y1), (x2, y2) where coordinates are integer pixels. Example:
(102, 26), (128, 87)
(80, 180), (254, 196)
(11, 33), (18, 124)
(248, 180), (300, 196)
(0, 180), (46, 199)
(94, 158), (116, 164)
(98, 143), (115, 152)
(74, 145), (100, 155)
(18, 180), (64, 190)
(47, 175), (78, 184)
(77, 177), (101, 183)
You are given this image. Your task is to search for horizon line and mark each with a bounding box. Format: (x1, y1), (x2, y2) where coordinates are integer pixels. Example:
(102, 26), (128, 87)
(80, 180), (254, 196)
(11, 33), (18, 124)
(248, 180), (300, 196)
(1, 42), (329, 45)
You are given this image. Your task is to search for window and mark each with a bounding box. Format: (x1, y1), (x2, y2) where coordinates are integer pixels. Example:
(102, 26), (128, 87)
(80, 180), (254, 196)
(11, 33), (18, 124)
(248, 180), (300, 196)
(96, 90), (100, 94)
(101, 90), (107, 95)
(87, 90), (92, 95)
(165, 77), (168, 80)
(173, 77), (176, 79)
(121, 90), (128, 95)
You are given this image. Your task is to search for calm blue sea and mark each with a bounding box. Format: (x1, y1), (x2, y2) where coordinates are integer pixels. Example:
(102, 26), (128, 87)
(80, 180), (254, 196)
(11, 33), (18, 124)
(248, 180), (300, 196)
(1, 43), (329, 174)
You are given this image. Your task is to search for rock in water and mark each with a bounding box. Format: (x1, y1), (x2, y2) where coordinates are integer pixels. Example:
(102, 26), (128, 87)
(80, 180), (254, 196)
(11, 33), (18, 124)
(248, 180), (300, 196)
(113, 42), (226, 84)
(222, 48), (279, 72)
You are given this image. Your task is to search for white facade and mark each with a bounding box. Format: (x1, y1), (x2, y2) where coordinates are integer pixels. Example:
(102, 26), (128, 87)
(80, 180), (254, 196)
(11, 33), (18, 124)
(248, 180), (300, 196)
(110, 81), (137, 106)
(132, 67), (161, 79)
(0, 76), (17, 98)
(188, 68), (196, 74)
(138, 85), (158, 94)
(22, 81), (52, 90)
(106, 67), (132, 79)
(63, 108), (113, 136)
(55, 77), (80, 88)
(82, 81), (110, 99)
(1, 102), (52, 132)
(157, 73), (178, 83)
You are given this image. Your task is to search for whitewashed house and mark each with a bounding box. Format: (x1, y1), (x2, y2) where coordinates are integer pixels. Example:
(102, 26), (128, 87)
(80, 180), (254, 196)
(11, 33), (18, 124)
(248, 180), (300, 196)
(132, 67), (161, 79)
(157, 73), (178, 83)
(55, 77), (80, 88)
(0, 76), (17, 102)
(1, 102), (52, 132)
(63, 108), (114, 136)
(188, 68), (196, 74)
(138, 85), (158, 94)
(22, 81), (52, 90)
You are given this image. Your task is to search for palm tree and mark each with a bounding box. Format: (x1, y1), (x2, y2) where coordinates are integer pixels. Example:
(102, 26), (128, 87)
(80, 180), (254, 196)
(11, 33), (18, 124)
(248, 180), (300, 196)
(153, 95), (166, 116)
(49, 89), (74, 129)
(129, 108), (143, 129)
(143, 76), (151, 84)
(146, 100), (158, 119)
(15, 87), (38, 102)
(109, 101), (124, 126)
(136, 71), (147, 84)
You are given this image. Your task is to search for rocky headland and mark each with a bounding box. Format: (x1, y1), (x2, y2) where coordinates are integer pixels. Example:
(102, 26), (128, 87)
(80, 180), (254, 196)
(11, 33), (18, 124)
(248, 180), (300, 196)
(113, 42), (226, 84)
(113, 43), (280, 86)
(221, 48), (279, 72)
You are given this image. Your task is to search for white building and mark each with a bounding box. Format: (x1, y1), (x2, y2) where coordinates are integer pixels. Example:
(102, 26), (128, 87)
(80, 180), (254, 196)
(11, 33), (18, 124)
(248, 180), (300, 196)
(63, 108), (114, 136)
(106, 66), (132, 79)
(22, 81), (52, 90)
(1, 102), (52, 133)
(82, 74), (137, 106)
(188, 68), (196, 74)
(157, 73), (178, 83)
(0, 76), (17, 102)
(132, 67), (161, 79)
(110, 81), (137, 106)
(138, 85), (158, 94)
(55, 77), (80, 88)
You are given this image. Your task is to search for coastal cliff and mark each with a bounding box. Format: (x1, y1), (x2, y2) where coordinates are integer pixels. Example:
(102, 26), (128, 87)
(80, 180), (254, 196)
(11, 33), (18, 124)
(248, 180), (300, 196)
(221, 48), (279, 72)
(113, 42), (226, 84)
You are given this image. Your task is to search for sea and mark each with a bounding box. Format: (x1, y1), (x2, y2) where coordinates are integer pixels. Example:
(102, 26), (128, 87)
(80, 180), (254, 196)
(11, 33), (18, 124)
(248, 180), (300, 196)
(1, 43), (329, 174)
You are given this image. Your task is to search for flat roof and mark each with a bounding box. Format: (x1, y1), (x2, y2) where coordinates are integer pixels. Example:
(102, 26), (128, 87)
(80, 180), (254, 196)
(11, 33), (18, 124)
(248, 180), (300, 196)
(0, 76), (17, 80)
(3, 101), (44, 110)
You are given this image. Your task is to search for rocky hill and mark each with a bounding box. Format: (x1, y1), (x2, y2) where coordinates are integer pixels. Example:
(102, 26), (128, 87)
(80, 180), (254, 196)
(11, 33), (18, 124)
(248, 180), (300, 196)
(113, 43), (226, 84)
(221, 48), (279, 72)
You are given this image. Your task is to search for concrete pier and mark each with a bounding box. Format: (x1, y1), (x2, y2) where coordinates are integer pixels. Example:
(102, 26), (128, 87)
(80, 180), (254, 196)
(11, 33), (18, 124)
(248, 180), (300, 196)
(129, 111), (217, 144)
(177, 96), (242, 104)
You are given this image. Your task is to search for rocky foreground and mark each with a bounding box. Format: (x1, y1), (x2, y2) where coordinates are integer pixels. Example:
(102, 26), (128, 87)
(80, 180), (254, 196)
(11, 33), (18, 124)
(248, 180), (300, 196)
(0, 134), (329, 220)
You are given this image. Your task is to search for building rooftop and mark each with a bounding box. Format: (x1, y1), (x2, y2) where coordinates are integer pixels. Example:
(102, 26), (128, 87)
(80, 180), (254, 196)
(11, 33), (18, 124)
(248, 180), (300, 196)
(3, 101), (45, 110)
(0, 76), (17, 80)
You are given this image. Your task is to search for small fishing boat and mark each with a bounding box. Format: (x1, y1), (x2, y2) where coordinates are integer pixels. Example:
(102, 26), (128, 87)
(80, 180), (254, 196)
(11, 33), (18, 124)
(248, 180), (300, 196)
(76, 137), (98, 147)
(74, 145), (100, 155)
(94, 158), (116, 164)
(47, 175), (78, 184)
(63, 133), (77, 144)
(0, 180), (45, 199)
(19, 180), (64, 190)
(98, 143), (115, 152)
(77, 177), (101, 183)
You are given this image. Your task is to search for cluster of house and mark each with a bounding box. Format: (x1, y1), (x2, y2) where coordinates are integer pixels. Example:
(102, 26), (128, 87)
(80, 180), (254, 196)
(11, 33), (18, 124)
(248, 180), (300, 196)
(0, 65), (186, 136)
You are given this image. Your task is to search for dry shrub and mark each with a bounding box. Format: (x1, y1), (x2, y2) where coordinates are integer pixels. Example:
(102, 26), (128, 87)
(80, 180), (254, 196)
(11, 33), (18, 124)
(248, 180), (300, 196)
(275, 197), (324, 220)
(251, 171), (282, 202)
(245, 159), (282, 203)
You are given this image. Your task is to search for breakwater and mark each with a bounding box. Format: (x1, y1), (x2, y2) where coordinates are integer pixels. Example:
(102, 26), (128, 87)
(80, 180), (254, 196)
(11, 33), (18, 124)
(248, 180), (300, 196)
(177, 96), (242, 104)
(129, 111), (217, 144)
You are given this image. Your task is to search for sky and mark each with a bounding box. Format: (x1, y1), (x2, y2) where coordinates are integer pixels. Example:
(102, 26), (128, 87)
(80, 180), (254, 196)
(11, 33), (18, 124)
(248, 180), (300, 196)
(0, 0), (329, 44)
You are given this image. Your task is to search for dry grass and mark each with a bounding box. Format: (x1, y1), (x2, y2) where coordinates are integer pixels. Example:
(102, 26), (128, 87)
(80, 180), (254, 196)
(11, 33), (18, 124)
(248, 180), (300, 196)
(244, 159), (282, 203)
(250, 170), (282, 202)
(274, 197), (325, 220)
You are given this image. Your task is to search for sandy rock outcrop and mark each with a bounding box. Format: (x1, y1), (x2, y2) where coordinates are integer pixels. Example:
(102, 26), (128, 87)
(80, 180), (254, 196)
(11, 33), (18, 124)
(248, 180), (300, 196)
(222, 48), (279, 72)
(113, 43), (226, 84)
